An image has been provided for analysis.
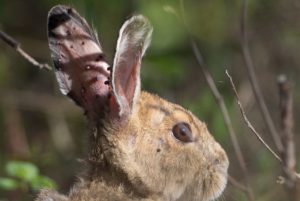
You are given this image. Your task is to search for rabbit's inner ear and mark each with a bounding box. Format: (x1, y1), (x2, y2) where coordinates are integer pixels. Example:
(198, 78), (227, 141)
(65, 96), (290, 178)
(110, 15), (153, 118)
(48, 5), (111, 115)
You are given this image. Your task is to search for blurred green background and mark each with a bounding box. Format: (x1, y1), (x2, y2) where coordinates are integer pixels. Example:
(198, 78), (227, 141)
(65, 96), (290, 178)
(0, 0), (299, 200)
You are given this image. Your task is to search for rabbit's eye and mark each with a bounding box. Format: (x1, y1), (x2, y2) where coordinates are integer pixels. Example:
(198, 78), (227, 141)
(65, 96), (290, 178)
(172, 122), (194, 143)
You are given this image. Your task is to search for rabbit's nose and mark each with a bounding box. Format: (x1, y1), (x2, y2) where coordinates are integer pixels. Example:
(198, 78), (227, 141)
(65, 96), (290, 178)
(214, 158), (221, 165)
(215, 149), (229, 169)
(210, 144), (229, 168)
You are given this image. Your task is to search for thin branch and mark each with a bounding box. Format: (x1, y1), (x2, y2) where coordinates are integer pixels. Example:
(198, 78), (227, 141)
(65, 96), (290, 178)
(191, 41), (249, 173)
(278, 75), (299, 201)
(191, 43), (254, 201)
(0, 30), (52, 70)
(240, 0), (283, 152)
(228, 175), (248, 193)
(178, 1), (254, 200)
(226, 70), (282, 162)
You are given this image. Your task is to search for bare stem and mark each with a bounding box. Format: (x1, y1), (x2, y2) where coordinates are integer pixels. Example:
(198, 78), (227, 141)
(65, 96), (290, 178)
(278, 75), (299, 201)
(179, 0), (253, 199)
(226, 70), (282, 162)
(0, 30), (51, 71)
(228, 175), (248, 193)
(240, 0), (283, 152)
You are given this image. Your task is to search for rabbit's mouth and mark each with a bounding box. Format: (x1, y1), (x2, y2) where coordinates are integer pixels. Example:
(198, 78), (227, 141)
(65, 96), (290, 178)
(175, 157), (228, 201)
(201, 160), (229, 201)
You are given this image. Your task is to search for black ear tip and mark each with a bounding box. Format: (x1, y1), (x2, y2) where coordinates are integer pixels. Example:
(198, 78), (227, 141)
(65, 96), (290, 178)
(48, 5), (71, 34)
(48, 5), (70, 16)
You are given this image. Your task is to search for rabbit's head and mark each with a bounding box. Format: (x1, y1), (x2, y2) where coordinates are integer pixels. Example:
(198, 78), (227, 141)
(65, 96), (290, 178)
(48, 5), (228, 201)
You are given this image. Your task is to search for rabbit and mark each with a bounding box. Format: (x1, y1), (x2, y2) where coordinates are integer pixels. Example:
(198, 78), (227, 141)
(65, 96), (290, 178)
(37, 5), (229, 201)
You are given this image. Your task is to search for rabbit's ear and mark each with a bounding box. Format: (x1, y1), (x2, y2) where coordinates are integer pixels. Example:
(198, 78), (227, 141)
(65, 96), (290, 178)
(110, 15), (152, 118)
(47, 5), (110, 115)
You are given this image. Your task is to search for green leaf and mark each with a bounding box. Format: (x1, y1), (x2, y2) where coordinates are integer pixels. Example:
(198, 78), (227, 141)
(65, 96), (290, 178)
(6, 161), (39, 182)
(0, 177), (19, 190)
(30, 175), (57, 190)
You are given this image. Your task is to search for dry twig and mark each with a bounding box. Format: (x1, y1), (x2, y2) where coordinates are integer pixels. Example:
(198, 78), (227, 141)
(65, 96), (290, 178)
(0, 30), (51, 70)
(178, 1), (254, 200)
(240, 0), (283, 152)
(191, 42), (253, 189)
(226, 70), (282, 162)
(228, 175), (248, 193)
(190, 42), (254, 201)
(278, 75), (299, 201)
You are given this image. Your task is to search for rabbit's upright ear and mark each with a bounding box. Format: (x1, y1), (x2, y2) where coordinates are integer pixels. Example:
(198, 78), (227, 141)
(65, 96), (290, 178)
(47, 5), (110, 115)
(110, 15), (153, 118)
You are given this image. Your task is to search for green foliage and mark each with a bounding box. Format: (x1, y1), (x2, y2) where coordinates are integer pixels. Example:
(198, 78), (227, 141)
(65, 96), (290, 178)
(0, 161), (56, 192)
(0, 177), (19, 190)
(257, 150), (275, 173)
(6, 161), (38, 182)
(0, 0), (299, 200)
(30, 175), (57, 190)
(185, 1), (232, 46)
(142, 56), (185, 93)
(234, 190), (248, 201)
(137, 1), (186, 52)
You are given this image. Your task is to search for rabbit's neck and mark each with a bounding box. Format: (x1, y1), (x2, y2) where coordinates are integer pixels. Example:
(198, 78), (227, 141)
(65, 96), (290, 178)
(84, 119), (149, 199)
(86, 119), (123, 179)
(69, 179), (158, 201)
(83, 110), (167, 201)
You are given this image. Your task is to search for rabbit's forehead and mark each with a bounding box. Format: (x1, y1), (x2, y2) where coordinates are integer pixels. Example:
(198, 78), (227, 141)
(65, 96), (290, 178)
(142, 100), (189, 124)
(148, 105), (192, 125)
(137, 92), (208, 140)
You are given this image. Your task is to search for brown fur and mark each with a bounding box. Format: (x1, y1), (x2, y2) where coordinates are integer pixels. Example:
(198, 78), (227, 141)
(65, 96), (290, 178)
(39, 5), (228, 201)
(37, 92), (228, 201)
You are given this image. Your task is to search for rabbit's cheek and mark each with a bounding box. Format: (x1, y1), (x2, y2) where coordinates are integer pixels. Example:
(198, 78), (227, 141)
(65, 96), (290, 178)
(202, 168), (228, 201)
(152, 137), (166, 154)
(201, 151), (228, 200)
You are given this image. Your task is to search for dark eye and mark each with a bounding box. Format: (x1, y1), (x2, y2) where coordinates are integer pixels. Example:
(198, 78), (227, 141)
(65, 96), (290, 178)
(172, 122), (194, 143)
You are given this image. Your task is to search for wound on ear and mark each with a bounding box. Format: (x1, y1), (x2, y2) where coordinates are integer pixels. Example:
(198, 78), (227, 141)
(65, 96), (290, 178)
(48, 5), (111, 116)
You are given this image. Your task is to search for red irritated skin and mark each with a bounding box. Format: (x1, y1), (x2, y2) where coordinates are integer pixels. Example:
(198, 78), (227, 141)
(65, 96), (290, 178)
(48, 6), (111, 117)
(39, 5), (229, 201)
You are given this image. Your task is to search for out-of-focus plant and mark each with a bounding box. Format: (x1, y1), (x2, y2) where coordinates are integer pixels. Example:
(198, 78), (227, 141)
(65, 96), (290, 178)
(0, 161), (56, 192)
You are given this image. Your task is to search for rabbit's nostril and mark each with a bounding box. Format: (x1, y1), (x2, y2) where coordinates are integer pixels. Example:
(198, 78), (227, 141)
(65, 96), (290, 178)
(214, 158), (220, 165)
